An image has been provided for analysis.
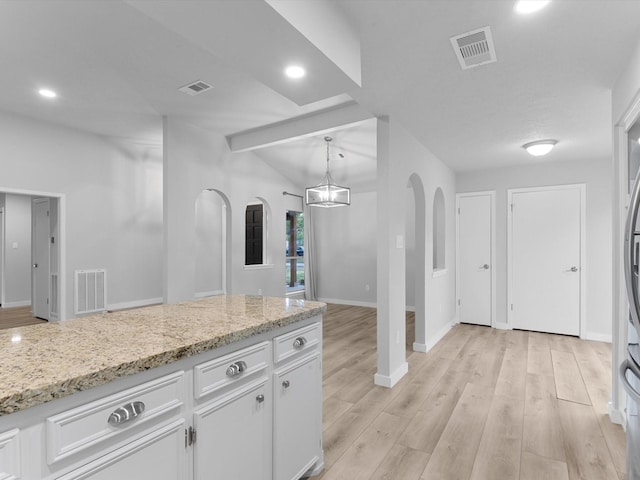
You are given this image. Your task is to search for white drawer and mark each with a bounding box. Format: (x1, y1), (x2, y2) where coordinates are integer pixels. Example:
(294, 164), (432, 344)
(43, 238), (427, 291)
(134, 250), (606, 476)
(194, 341), (269, 400)
(46, 371), (185, 465)
(273, 322), (321, 364)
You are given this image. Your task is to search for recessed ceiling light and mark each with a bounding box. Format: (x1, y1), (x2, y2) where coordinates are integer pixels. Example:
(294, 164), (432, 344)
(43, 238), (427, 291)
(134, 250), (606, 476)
(523, 139), (557, 156)
(515, 0), (550, 14)
(285, 65), (306, 79)
(38, 88), (57, 99)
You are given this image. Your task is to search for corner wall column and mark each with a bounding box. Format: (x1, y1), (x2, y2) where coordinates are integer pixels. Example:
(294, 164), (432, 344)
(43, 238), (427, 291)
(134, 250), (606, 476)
(375, 116), (409, 387)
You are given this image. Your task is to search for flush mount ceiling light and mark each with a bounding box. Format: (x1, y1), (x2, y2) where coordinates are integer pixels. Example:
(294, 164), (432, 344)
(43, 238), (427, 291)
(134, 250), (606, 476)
(523, 139), (557, 156)
(305, 136), (350, 208)
(38, 88), (57, 99)
(515, 0), (550, 14)
(285, 65), (306, 79)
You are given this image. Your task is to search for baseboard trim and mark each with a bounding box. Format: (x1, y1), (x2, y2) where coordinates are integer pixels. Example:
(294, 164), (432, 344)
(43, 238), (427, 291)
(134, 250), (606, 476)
(2, 301), (31, 308)
(194, 290), (224, 299)
(374, 362), (408, 389)
(107, 297), (163, 312)
(316, 297), (377, 308)
(494, 322), (509, 330)
(427, 321), (454, 351)
(609, 401), (626, 427)
(583, 332), (613, 343)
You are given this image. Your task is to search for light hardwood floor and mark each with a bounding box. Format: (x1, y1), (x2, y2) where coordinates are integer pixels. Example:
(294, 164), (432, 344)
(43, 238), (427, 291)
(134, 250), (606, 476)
(317, 304), (626, 480)
(0, 305), (45, 330)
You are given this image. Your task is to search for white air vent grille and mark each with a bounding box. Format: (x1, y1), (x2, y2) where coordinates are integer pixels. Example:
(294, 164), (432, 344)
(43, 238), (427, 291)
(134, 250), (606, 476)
(178, 80), (213, 96)
(450, 26), (497, 70)
(75, 269), (107, 315)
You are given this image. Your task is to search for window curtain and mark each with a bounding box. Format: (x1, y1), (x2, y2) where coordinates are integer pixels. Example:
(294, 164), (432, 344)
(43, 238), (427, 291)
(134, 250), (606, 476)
(303, 203), (318, 301)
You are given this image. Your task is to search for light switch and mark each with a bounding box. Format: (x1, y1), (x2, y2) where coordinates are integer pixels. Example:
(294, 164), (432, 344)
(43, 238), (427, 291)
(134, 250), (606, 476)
(396, 235), (404, 249)
(12, 242), (18, 249)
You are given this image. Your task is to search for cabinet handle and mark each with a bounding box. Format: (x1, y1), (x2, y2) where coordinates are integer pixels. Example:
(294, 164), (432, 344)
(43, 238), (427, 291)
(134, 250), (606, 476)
(282, 380), (290, 389)
(293, 337), (306, 349)
(256, 394), (265, 403)
(226, 361), (247, 377)
(107, 401), (145, 426)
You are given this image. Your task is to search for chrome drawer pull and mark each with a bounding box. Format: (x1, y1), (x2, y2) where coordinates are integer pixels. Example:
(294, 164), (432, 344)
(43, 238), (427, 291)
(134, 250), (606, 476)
(226, 361), (247, 377)
(293, 337), (307, 349)
(282, 380), (290, 389)
(256, 394), (265, 403)
(108, 401), (145, 426)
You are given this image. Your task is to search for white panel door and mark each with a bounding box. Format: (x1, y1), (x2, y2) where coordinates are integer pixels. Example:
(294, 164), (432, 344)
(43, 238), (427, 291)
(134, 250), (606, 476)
(457, 193), (493, 326)
(33, 198), (50, 320)
(55, 420), (186, 480)
(509, 186), (582, 336)
(194, 381), (270, 480)
(273, 354), (321, 480)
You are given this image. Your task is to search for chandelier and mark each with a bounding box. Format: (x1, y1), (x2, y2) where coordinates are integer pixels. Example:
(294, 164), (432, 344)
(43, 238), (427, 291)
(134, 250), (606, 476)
(305, 136), (350, 208)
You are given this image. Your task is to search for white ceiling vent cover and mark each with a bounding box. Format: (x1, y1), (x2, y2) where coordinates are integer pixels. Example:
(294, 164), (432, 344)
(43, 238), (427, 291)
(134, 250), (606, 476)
(178, 80), (213, 96)
(450, 26), (497, 70)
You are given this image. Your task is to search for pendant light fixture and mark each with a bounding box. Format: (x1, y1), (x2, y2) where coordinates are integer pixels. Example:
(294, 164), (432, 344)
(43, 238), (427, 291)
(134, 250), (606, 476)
(305, 136), (350, 207)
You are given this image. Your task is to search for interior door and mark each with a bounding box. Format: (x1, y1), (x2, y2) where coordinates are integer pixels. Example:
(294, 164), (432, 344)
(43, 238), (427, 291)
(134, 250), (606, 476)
(457, 192), (493, 326)
(509, 185), (583, 336)
(33, 198), (50, 320)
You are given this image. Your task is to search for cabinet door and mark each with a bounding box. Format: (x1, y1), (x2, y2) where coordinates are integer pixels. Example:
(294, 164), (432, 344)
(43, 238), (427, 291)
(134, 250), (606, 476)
(273, 354), (321, 480)
(55, 420), (186, 480)
(193, 382), (270, 480)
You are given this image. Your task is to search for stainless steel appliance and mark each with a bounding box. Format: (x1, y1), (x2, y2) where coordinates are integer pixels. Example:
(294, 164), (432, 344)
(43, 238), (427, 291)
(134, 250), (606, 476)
(622, 174), (640, 479)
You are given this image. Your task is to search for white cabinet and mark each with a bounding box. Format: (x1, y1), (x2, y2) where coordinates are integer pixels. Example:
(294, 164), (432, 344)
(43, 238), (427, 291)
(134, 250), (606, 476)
(55, 420), (186, 480)
(193, 380), (271, 480)
(273, 354), (321, 480)
(0, 317), (323, 480)
(273, 323), (323, 480)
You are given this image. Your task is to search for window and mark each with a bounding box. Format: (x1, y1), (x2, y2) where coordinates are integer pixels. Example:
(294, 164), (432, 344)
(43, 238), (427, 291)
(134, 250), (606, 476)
(286, 210), (304, 293)
(245, 204), (263, 265)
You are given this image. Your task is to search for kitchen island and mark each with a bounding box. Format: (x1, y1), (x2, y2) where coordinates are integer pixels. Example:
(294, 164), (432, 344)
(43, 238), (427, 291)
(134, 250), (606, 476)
(0, 295), (326, 480)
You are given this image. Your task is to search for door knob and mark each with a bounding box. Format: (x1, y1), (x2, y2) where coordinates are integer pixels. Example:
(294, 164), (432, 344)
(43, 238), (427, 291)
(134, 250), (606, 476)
(480, 264), (490, 270)
(33, 263), (38, 268)
(566, 266), (578, 272)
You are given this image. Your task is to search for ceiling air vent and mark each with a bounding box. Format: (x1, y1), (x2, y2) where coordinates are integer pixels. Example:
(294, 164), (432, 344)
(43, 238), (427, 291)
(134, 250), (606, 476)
(178, 80), (213, 96)
(450, 26), (496, 70)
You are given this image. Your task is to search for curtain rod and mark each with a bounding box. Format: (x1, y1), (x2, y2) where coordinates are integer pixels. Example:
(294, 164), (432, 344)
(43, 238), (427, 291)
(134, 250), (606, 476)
(282, 191), (303, 199)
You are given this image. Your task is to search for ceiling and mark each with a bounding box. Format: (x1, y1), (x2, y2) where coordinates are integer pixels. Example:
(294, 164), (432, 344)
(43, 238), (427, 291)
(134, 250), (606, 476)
(2, 0), (640, 192)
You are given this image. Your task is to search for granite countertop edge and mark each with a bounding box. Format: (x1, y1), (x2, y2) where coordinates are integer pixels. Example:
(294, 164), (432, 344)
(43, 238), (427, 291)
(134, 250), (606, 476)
(0, 296), (326, 416)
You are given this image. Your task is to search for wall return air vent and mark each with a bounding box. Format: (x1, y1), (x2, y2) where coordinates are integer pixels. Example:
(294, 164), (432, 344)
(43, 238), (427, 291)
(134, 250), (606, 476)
(450, 26), (497, 70)
(178, 80), (213, 96)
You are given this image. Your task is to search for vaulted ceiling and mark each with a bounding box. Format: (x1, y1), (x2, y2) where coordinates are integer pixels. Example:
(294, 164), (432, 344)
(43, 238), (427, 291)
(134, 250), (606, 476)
(1, 0), (640, 192)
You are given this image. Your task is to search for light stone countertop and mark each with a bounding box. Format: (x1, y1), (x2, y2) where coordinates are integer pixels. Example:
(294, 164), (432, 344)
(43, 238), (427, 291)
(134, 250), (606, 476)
(0, 295), (326, 416)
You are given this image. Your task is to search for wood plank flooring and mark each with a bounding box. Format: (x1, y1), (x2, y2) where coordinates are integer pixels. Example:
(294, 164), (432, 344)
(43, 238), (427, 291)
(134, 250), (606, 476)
(316, 304), (626, 480)
(0, 305), (45, 330)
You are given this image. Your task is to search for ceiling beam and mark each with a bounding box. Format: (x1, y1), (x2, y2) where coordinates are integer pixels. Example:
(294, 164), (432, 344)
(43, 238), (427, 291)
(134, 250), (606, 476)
(227, 101), (374, 152)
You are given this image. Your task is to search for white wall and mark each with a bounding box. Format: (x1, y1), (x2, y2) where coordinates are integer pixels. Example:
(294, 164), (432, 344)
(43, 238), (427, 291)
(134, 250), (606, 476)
(0, 110), (163, 318)
(163, 116), (304, 303)
(457, 158), (612, 340)
(314, 190), (377, 306)
(3, 194), (31, 307)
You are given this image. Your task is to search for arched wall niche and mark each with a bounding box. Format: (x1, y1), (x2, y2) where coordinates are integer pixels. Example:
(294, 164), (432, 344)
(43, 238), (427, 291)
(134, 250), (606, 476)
(194, 188), (231, 296)
(433, 187), (446, 271)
